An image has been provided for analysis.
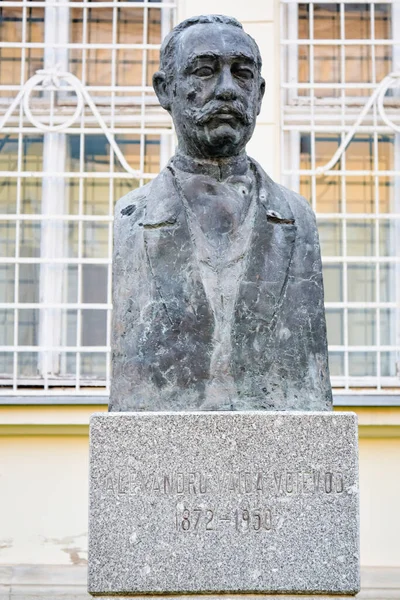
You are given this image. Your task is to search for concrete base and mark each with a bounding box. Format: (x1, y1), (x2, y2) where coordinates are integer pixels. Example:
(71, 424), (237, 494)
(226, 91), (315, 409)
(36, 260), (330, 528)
(5, 565), (400, 599)
(88, 411), (360, 597)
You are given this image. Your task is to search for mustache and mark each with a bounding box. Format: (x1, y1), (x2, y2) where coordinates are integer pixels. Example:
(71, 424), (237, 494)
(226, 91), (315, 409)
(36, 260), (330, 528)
(188, 102), (251, 126)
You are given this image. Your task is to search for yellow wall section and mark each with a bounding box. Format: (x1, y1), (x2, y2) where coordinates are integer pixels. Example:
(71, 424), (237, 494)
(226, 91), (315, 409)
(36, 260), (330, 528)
(359, 438), (400, 567)
(0, 435), (89, 565)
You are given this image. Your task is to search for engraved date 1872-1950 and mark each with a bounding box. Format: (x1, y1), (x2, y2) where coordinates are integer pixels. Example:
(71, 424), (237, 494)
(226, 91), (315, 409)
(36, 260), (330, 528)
(176, 506), (274, 533)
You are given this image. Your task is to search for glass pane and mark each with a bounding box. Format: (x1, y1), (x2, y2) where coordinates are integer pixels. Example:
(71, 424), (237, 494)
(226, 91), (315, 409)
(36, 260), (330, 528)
(18, 308), (39, 346)
(346, 136), (373, 172)
(82, 265), (108, 304)
(380, 220), (399, 257)
(346, 175), (374, 214)
(347, 265), (375, 302)
(0, 222), (16, 257)
(18, 264), (39, 304)
(118, 7), (144, 43)
(114, 178), (139, 204)
(20, 222), (41, 258)
(347, 220), (375, 256)
(64, 310), (77, 347)
(117, 49), (143, 87)
(323, 264), (343, 302)
(298, 44), (309, 93)
(114, 135), (141, 173)
(81, 352), (107, 379)
(88, 7), (113, 44)
(316, 176), (341, 213)
(315, 136), (340, 170)
(345, 45), (371, 89)
(345, 3), (370, 38)
(0, 352), (13, 378)
(18, 351), (39, 378)
(61, 352), (76, 378)
(376, 43), (392, 82)
(84, 135), (110, 173)
(82, 310), (107, 347)
(0, 265), (15, 303)
(318, 220), (342, 255)
(326, 309), (344, 345)
(380, 264), (396, 303)
(314, 45), (341, 97)
(349, 352), (376, 377)
(314, 3), (340, 39)
(378, 177), (394, 214)
(67, 266), (78, 303)
(0, 309), (14, 346)
(348, 309), (375, 346)
(381, 352), (398, 377)
(328, 351), (344, 376)
(83, 179), (110, 216)
(83, 223), (109, 259)
(0, 7), (23, 42)
(380, 309), (397, 346)
(298, 3), (309, 39)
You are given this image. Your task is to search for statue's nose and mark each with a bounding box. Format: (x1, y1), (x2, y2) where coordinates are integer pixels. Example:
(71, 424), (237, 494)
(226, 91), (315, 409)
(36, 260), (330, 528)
(215, 69), (238, 101)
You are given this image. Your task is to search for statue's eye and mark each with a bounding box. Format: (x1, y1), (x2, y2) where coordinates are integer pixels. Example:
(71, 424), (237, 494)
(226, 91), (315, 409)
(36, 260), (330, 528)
(194, 66), (214, 78)
(233, 67), (254, 80)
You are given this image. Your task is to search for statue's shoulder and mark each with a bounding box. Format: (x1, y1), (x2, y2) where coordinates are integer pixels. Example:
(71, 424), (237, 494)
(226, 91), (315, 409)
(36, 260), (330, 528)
(274, 182), (317, 228)
(114, 168), (173, 231)
(251, 159), (316, 232)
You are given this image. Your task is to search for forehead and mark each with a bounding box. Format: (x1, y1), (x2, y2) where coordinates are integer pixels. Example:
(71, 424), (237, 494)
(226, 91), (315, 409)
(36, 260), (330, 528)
(177, 23), (257, 66)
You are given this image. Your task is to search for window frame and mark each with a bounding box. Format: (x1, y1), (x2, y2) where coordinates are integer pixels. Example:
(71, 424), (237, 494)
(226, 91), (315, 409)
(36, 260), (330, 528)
(0, 0), (176, 398)
(281, 0), (400, 395)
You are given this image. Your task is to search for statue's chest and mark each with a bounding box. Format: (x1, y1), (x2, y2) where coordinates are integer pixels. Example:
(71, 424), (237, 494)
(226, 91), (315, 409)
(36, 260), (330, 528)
(179, 173), (255, 246)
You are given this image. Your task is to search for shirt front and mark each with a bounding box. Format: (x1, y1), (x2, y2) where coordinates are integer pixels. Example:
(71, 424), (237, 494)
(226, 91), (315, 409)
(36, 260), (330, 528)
(172, 153), (258, 408)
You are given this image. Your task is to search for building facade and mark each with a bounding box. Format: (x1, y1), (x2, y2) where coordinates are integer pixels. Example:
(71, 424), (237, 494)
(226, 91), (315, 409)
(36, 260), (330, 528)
(0, 0), (399, 597)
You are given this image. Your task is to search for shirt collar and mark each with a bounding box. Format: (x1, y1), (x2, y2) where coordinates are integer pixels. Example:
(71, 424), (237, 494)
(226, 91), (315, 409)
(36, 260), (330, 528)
(171, 152), (250, 181)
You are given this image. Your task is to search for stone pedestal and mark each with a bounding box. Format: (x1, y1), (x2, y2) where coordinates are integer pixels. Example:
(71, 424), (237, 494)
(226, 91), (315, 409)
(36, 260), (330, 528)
(88, 412), (360, 598)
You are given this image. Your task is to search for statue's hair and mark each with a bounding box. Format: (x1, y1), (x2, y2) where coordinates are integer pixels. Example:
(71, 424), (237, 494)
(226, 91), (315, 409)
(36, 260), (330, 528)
(159, 15), (262, 81)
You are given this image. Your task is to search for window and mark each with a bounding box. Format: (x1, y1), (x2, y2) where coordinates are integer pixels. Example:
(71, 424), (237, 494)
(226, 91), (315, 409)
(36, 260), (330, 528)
(0, 0), (176, 396)
(281, 1), (400, 391)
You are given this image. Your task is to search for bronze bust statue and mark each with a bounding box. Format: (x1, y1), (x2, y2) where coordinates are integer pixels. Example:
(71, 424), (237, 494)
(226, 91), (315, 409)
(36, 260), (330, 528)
(110, 15), (332, 411)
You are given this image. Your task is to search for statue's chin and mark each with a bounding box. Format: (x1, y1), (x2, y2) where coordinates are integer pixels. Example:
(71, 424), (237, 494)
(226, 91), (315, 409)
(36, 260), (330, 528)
(201, 124), (246, 158)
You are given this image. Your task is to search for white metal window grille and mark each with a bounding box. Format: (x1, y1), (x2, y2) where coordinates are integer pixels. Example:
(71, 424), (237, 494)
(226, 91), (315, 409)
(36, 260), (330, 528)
(0, 0), (176, 396)
(281, 0), (400, 392)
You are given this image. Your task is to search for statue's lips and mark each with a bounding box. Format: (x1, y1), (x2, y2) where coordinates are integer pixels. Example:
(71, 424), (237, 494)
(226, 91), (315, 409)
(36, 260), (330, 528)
(213, 113), (237, 121)
(205, 111), (240, 126)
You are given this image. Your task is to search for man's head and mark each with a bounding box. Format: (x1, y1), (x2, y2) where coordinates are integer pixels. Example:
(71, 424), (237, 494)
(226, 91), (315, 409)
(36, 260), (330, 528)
(153, 15), (265, 159)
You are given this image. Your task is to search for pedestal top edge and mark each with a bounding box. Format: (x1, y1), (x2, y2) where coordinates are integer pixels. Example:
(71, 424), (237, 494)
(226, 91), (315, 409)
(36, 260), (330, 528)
(90, 410), (357, 420)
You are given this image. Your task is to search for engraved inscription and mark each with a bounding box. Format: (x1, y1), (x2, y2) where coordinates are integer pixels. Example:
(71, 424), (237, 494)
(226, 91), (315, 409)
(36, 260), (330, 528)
(101, 466), (347, 538)
(176, 505), (275, 533)
(103, 469), (345, 497)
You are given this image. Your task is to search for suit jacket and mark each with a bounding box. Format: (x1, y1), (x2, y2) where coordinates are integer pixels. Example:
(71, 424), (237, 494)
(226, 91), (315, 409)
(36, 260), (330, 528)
(110, 157), (332, 411)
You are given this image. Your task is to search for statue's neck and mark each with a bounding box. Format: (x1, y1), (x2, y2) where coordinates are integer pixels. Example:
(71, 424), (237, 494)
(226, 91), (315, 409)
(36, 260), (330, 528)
(172, 151), (249, 182)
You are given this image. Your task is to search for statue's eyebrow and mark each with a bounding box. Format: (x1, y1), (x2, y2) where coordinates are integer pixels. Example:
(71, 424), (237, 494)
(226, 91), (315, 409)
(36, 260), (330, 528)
(184, 52), (219, 69)
(184, 51), (256, 70)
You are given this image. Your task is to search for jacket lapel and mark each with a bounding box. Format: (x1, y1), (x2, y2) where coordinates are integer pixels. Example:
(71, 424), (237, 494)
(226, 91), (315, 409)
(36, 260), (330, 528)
(142, 167), (211, 327)
(235, 161), (297, 329)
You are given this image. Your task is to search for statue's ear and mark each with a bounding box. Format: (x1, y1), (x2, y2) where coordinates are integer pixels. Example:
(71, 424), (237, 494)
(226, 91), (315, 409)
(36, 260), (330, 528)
(153, 71), (171, 112)
(257, 77), (266, 116)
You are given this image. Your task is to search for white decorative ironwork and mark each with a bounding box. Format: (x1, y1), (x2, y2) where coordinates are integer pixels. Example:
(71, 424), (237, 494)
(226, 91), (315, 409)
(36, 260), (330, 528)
(316, 72), (400, 174)
(1, 65), (141, 178)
